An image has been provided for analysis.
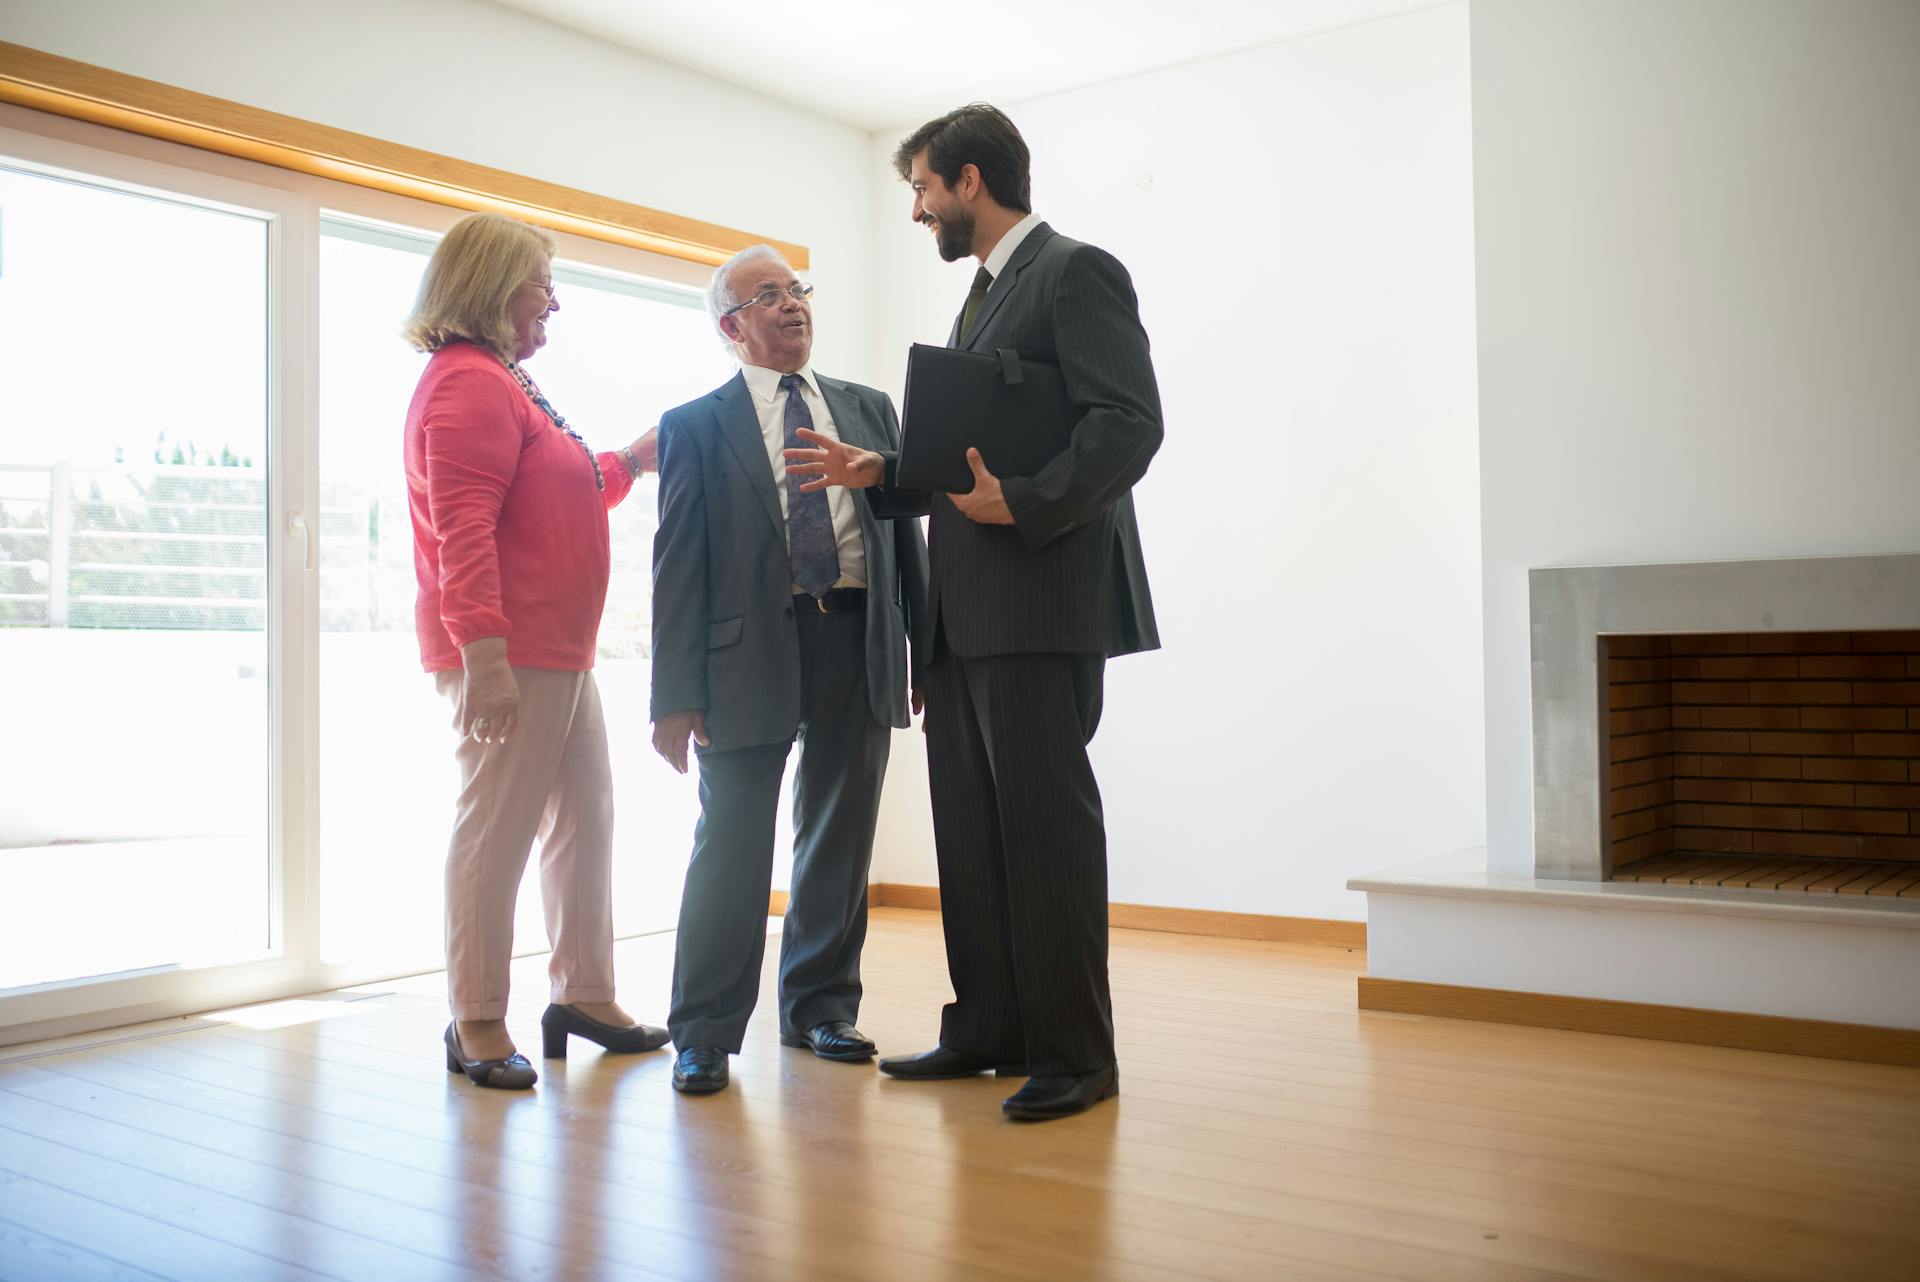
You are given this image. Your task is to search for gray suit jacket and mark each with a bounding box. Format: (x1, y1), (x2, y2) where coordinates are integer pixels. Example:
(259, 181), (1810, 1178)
(870, 222), (1162, 658)
(650, 371), (930, 753)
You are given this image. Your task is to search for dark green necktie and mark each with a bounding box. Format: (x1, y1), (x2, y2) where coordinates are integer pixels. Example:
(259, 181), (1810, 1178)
(958, 266), (993, 343)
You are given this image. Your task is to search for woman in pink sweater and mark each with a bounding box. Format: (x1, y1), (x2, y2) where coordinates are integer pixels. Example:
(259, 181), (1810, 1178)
(403, 212), (666, 1088)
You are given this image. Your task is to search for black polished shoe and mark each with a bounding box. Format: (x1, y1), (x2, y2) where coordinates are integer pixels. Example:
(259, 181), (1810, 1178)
(779, 1020), (877, 1062)
(444, 1022), (537, 1090)
(1002, 1065), (1119, 1121)
(877, 1045), (1029, 1080)
(671, 1045), (730, 1094)
(541, 1004), (671, 1058)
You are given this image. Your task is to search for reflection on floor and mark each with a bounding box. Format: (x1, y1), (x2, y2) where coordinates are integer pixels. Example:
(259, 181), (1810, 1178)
(2, 909), (1917, 1281)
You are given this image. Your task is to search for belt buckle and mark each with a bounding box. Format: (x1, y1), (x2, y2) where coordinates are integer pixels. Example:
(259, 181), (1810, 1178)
(818, 594), (832, 613)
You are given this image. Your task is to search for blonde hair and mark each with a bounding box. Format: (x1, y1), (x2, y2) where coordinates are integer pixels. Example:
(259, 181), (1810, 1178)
(402, 213), (557, 357)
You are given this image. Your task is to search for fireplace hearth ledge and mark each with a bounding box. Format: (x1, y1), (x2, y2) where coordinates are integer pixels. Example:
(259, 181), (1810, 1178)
(1349, 847), (1920, 929)
(1352, 847), (1920, 1032)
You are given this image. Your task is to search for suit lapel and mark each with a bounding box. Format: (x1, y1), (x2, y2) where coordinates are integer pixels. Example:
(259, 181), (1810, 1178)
(712, 373), (785, 544)
(959, 221), (1055, 352)
(815, 376), (873, 452)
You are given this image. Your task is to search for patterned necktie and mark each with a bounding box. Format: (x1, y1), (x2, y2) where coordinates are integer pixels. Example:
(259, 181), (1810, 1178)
(958, 266), (993, 343)
(780, 373), (840, 599)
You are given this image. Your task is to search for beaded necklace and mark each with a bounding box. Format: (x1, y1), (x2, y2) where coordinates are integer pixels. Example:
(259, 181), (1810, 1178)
(501, 358), (603, 490)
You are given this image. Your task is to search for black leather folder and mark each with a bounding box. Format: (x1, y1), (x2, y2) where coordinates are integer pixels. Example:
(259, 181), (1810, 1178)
(896, 343), (1074, 492)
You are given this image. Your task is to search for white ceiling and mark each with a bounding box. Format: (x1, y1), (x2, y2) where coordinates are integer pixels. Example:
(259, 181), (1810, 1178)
(488, 0), (1442, 130)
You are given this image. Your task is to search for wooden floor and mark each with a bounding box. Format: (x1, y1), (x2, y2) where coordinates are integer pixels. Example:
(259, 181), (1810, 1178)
(3, 910), (1919, 1282)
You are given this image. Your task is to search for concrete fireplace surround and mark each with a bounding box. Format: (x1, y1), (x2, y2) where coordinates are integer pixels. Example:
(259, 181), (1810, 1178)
(1352, 553), (1920, 1050)
(1529, 553), (1920, 881)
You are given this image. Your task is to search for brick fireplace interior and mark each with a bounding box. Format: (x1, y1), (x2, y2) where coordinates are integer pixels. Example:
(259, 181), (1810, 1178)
(1606, 630), (1920, 895)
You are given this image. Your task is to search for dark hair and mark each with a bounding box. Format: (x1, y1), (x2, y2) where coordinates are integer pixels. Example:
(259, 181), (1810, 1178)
(891, 103), (1032, 214)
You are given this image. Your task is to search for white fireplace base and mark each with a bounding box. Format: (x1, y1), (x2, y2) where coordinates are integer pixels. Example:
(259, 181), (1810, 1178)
(1352, 848), (1920, 1031)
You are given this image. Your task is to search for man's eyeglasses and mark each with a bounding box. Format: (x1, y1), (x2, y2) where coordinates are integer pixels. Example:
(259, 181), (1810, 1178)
(722, 282), (815, 317)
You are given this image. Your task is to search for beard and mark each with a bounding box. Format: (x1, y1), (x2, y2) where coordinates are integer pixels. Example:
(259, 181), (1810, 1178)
(933, 204), (975, 261)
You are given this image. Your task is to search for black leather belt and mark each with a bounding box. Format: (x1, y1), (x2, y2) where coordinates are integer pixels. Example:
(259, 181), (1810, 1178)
(796, 587), (867, 613)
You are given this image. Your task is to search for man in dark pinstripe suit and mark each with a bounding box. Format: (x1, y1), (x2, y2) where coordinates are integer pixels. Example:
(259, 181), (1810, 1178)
(786, 104), (1161, 1120)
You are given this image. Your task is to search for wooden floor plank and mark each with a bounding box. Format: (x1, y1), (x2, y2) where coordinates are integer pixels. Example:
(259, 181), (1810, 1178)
(189, 1021), (1912, 1279)
(0, 1209), (172, 1282)
(72, 1035), (1596, 1282)
(1, 910), (1916, 1282)
(0, 1122), (518, 1282)
(302, 997), (1920, 1163)
(0, 1170), (341, 1282)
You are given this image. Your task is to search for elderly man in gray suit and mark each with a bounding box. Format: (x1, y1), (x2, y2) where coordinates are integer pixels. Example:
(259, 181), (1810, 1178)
(650, 245), (929, 1095)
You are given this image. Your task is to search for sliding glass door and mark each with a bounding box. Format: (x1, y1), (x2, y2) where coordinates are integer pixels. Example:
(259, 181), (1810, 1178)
(0, 157), (282, 996)
(0, 114), (736, 1045)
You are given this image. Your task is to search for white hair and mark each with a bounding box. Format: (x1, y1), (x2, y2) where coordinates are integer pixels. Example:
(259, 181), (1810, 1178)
(705, 244), (791, 348)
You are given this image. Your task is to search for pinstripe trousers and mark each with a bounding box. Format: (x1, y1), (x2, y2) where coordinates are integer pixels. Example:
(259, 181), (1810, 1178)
(924, 642), (1115, 1076)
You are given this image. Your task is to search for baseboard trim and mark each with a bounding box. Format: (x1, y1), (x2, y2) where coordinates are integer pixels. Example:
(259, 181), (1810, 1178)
(1106, 901), (1365, 949)
(1357, 977), (1920, 1068)
(868, 883), (943, 914)
(779, 883), (1366, 949)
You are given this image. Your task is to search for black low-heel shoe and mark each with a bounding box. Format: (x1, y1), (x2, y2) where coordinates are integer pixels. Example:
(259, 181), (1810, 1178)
(540, 1004), (672, 1058)
(444, 1022), (537, 1090)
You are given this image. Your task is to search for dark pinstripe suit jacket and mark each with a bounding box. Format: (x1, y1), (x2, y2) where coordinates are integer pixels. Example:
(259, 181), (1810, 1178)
(872, 222), (1162, 658)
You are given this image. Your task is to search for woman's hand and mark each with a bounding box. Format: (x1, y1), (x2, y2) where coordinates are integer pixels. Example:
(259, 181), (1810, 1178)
(628, 426), (660, 474)
(784, 427), (884, 491)
(460, 637), (520, 744)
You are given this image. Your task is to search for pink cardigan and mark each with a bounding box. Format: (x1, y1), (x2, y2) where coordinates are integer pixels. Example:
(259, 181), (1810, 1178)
(405, 342), (633, 673)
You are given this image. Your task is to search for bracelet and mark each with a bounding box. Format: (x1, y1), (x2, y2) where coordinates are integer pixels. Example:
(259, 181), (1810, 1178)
(618, 445), (643, 480)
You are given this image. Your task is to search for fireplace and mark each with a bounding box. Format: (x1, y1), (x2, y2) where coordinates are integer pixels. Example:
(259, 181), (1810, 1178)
(1351, 553), (1920, 1051)
(1529, 553), (1920, 888)
(1604, 630), (1919, 894)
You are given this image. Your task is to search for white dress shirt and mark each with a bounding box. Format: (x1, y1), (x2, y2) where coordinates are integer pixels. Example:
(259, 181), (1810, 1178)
(740, 363), (867, 590)
(982, 210), (1043, 283)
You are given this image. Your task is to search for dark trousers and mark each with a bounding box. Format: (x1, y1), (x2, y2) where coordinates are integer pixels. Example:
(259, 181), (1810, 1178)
(667, 604), (890, 1052)
(925, 640), (1113, 1076)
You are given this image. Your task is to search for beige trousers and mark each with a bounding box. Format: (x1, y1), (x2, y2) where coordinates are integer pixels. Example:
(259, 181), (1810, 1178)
(436, 666), (617, 1020)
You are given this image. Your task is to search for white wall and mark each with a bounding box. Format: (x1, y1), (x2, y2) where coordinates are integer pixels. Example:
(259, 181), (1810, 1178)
(0, 0), (877, 382)
(1474, 0), (1920, 876)
(866, 4), (1485, 922)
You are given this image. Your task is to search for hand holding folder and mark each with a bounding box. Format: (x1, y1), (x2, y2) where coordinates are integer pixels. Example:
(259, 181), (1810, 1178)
(896, 343), (1074, 493)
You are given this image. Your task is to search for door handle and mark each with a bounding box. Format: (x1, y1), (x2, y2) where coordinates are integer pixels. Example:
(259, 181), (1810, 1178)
(289, 514), (316, 573)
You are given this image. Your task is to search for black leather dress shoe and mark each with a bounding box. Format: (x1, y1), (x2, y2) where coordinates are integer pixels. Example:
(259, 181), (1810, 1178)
(540, 1004), (671, 1058)
(444, 1022), (537, 1090)
(671, 1045), (729, 1094)
(877, 1045), (1029, 1080)
(779, 1020), (877, 1062)
(1002, 1065), (1119, 1121)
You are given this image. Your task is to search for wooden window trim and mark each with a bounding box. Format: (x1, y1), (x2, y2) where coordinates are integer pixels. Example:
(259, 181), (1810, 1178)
(0, 41), (807, 268)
